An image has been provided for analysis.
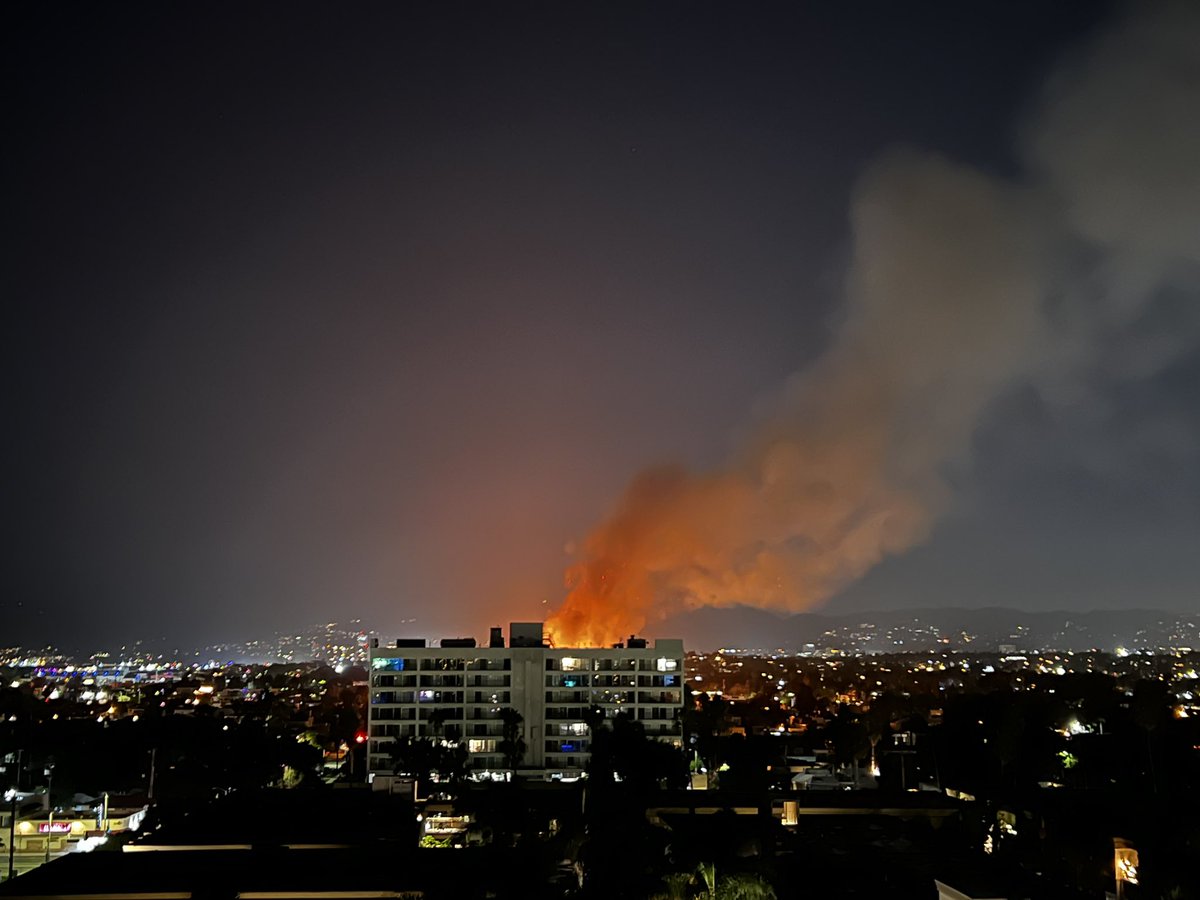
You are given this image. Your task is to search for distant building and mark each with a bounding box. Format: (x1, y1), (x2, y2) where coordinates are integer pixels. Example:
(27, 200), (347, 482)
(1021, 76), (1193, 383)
(367, 622), (685, 781)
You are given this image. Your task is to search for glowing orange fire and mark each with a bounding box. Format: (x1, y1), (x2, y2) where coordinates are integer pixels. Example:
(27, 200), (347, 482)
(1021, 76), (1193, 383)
(545, 438), (932, 649)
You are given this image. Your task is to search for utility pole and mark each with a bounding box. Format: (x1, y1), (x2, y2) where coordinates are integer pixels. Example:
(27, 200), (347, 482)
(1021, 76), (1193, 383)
(6, 789), (16, 883)
(147, 748), (158, 804)
(892, 732), (917, 791)
(42, 759), (56, 867)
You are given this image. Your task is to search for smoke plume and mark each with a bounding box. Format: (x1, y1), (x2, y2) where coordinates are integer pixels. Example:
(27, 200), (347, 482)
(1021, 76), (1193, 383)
(547, 1), (1200, 648)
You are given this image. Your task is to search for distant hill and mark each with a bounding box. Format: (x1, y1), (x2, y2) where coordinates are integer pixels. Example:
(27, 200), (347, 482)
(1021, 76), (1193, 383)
(653, 605), (1199, 653)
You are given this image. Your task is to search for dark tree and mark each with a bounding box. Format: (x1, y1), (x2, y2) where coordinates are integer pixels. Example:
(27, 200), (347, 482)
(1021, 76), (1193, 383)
(498, 707), (526, 769)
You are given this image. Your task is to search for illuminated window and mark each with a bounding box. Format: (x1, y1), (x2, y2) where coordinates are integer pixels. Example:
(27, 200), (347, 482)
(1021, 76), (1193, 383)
(561, 657), (585, 672)
(371, 658), (407, 671)
(655, 658), (678, 672)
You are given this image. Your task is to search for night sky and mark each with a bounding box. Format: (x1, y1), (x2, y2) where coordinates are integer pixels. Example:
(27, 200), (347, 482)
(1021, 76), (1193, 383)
(6, 2), (1198, 650)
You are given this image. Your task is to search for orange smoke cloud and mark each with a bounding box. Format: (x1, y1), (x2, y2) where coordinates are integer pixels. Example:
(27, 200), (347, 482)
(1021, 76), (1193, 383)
(545, 455), (931, 648)
(548, 154), (1049, 648)
(548, 2), (1200, 648)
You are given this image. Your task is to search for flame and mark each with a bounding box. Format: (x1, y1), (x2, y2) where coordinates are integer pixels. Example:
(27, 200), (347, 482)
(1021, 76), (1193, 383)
(546, 433), (933, 648)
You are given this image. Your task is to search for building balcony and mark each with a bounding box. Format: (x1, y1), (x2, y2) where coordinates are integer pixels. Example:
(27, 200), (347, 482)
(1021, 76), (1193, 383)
(466, 658), (511, 671)
(466, 674), (510, 687)
(420, 659), (465, 671)
(636, 691), (682, 704)
(417, 690), (463, 704)
(544, 739), (589, 753)
(419, 675), (464, 687)
(544, 706), (586, 720)
(545, 690), (590, 704)
(371, 691), (416, 705)
(467, 708), (506, 721)
(592, 690), (636, 704)
(417, 706), (463, 720)
(466, 691), (510, 704)
(371, 706), (416, 721)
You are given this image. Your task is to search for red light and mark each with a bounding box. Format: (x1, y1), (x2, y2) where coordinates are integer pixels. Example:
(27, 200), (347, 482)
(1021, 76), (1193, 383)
(354, 733), (367, 744)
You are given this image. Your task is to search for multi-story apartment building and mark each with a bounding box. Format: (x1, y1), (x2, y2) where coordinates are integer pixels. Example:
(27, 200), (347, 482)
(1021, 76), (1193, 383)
(367, 622), (685, 780)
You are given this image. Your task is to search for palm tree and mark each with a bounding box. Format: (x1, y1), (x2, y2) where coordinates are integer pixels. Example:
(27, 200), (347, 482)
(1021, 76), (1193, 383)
(389, 736), (438, 784)
(691, 863), (776, 900)
(497, 707), (526, 770)
(425, 707), (453, 741)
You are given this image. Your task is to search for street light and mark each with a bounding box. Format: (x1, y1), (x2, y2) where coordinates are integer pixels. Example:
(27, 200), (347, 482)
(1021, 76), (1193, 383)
(43, 761), (55, 865)
(4, 788), (15, 883)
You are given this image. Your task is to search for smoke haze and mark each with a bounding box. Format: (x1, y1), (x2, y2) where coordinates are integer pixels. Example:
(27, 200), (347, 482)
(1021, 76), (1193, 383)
(547, 1), (1200, 647)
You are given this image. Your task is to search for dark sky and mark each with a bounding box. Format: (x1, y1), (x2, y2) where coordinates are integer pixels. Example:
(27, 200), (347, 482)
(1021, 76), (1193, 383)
(6, 1), (1197, 650)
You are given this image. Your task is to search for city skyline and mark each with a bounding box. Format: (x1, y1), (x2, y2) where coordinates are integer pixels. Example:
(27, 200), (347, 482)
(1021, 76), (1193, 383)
(7, 1), (1199, 650)
(4, 606), (1197, 667)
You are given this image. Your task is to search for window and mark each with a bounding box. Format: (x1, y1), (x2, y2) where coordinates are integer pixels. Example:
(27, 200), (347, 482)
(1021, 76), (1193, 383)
(371, 657), (408, 671)
(560, 657), (586, 672)
(656, 658), (678, 672)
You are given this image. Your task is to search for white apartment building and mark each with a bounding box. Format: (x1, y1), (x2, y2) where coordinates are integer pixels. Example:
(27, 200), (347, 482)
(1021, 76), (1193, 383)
(367, 622), (685, 779)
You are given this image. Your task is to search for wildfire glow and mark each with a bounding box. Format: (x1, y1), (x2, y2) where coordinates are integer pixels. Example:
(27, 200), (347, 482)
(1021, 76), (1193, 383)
(547, 155), (1044, 647)
(547, 2), (1200, 648)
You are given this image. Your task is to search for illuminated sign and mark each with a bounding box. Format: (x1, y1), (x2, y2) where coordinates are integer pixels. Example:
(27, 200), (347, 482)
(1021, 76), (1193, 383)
(38, 822), (71, 833)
